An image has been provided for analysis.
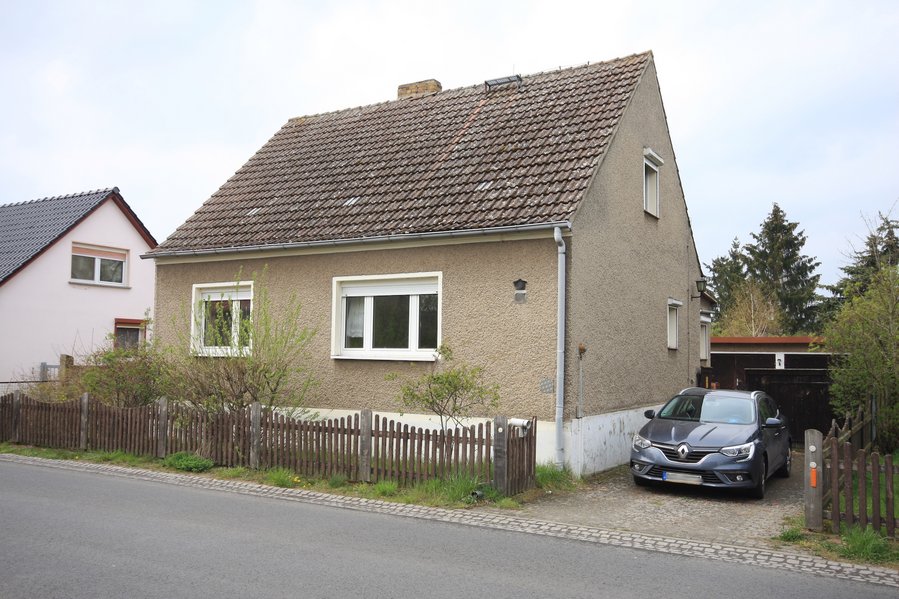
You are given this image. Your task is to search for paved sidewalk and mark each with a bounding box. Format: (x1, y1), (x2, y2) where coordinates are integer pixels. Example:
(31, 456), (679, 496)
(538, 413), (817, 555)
(2, 453), (897, 589)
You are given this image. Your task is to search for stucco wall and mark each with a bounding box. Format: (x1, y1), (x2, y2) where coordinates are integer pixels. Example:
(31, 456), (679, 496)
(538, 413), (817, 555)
(153, 238), (559, 420)
(567, 59), (704, 417)
(0, 200), (156, 385)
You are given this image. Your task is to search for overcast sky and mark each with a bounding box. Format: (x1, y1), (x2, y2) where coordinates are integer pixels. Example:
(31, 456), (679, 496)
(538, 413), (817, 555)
(1, 0), (897, 287)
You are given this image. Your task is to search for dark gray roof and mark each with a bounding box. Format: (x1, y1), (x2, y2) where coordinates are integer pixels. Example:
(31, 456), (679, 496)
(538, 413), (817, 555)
(153, 52), (652, 255)
(0, 188), (118, 284)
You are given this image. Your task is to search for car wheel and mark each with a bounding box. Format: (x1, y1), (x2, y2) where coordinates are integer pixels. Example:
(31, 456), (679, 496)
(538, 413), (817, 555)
(776, 449), (792, 478)
(750, 461), (767, 499)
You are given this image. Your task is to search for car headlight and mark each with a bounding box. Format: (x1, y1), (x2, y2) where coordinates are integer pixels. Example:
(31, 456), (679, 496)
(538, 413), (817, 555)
(720, 442), (754, 461)
(632, 433), (651, 450)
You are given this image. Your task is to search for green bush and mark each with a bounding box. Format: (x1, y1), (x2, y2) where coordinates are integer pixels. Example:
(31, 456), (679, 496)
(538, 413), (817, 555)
(536, 463), (577, 491)
(265, 467), (295, 488)
(374, 481), (398, 497)
(838, 526), (899, 563)
(328, 473), (349, 488)
(163, 452), (214, 472)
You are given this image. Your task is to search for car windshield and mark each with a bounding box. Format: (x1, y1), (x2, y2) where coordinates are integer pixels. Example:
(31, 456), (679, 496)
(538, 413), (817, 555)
(657, 394), (756, 425)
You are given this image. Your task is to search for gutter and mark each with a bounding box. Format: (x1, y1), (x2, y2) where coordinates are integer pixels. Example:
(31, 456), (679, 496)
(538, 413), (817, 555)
(142, 221), (572, 260)
(553, 226), (567, 468)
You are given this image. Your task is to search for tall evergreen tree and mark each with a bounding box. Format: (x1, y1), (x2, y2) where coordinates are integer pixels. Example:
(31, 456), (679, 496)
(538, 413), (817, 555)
(831, 213), (899, 301)
(705, 237), (746, 321)
(744, 204), (821, 334)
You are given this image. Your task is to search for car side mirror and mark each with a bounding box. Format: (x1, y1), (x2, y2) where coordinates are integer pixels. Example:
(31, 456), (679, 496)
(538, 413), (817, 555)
(765, 417), (783, 428)
(644, 409), (656, 419)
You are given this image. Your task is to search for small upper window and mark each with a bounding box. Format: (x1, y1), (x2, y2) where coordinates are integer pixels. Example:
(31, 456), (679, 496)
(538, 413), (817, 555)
(700, 311), (712, 361)
(643, 148), (664, 217)
(71, 244), (127, 286)
(191, 282), (253, 357)
(667, 298), (681, 350)
(333, 273), (441, 361)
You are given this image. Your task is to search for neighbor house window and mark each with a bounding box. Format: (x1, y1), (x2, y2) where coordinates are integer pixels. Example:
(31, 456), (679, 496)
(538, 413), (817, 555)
(332, 272), (441, 361)
(114, 318), (146, 349)
(667, 298), (682, 350)
(643, 148), (664, 217)
(190, 282), (253, 357)
(699, 311), (712, 360)
(71, 244), (127, 285)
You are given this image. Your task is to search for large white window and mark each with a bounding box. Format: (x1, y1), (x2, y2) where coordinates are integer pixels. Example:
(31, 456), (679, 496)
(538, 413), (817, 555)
(643, 148), (664, 217)
(190, 282), (253, 357)
(667, 298), (682, 350)
(332, 272), (441, 361)
(71, 243), (127, 286)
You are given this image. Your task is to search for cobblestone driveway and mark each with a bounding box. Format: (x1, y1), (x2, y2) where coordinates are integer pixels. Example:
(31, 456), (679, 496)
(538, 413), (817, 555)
(478, 453), (804, 549)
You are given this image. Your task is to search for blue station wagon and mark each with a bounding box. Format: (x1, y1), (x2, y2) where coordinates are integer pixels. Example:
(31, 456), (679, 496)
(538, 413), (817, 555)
(630, 388), (791, 499)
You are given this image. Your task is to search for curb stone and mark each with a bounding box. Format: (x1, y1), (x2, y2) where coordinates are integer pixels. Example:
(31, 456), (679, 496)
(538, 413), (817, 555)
(2, 453), (897, 589)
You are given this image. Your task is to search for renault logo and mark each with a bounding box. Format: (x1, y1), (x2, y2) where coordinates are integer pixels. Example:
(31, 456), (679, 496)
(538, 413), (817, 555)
(676, 443), (690, 459)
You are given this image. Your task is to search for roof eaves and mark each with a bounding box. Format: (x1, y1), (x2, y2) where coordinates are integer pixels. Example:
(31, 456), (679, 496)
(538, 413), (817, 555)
(143, 220), (572, 260)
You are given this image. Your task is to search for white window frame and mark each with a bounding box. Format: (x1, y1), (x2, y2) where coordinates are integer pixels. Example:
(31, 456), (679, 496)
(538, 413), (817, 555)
(190, 281), (253, 357)
(70, 243), (128, 287)
(331, 272), (442, 361)
(643, 148), (664, 218)
(667, 298), (682, 350)
(699, 311), (712, 360)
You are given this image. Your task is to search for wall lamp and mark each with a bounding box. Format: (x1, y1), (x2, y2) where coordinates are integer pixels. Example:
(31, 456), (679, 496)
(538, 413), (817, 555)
(690, 278), (707, 300)
(514, 279), (527, 303)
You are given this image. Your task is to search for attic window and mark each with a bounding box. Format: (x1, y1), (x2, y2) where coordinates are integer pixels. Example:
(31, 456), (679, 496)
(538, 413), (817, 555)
(343, 196), (361, 206)
(70, 243), (127, 286)
(484, 75), (522, 91)
(643, 148), (664, 218)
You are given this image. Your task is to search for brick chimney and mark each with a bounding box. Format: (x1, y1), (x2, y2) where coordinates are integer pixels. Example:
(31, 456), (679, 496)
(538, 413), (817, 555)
(397, 79), (442, 100)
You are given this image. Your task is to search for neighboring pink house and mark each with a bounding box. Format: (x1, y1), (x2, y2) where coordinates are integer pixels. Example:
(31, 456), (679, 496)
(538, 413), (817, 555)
(0, 188), (157, 389)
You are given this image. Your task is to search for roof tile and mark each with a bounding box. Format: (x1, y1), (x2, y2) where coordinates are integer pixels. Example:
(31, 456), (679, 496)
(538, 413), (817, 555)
(154, 52), (651, 254)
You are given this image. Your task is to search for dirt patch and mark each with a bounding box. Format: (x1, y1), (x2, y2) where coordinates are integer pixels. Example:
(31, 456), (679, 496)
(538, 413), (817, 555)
(479, 452), (804, 549)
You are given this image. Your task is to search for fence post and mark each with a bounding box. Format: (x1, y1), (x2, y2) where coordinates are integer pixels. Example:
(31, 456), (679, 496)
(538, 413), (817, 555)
(492, 416), (508, 495)
(358, 409), (372, 483)
(79, 393), (89, 450)
(11, 390), (21, 443)
(804, 429), (824, 531)
(157, 397), (168, 458)
(250, 402), (261, 470)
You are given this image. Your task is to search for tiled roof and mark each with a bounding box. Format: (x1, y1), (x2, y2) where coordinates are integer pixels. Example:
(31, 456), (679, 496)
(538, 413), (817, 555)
(154, 52), (652, 255)
(0, 189), (116, 283)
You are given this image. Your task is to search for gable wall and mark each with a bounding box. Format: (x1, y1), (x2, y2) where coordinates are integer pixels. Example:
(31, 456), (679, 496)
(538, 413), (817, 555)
(568, 59), (703, 416)
(0, 200), (156, 386)
(154, 238), (559, 419)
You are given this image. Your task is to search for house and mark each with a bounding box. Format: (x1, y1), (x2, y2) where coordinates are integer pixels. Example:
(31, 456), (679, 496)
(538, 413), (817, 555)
(709, 336), (833, 441)
(0, 188), (157, 390)
(148, 51), (707, 475)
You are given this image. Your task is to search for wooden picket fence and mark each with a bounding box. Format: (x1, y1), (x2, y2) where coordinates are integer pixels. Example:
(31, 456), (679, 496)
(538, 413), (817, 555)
(0, 392), (536, 494)
(804, 405), (898, 538)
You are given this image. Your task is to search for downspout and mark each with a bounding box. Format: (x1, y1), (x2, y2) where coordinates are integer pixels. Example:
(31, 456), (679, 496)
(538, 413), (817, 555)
(553, 227), (566, 468)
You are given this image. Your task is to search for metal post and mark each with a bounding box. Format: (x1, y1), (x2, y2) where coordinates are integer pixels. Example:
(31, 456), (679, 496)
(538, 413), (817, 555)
(492, 416), (508, 495)
(804, 429), (824, 531)
(359, 409), (372, 483)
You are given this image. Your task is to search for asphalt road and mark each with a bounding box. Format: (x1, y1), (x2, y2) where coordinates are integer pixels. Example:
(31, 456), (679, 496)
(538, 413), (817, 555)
(0, 461), (892, 599)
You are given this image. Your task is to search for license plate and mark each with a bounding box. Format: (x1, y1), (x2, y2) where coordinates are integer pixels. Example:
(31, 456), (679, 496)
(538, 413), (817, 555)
(662, 471), (702, 485)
